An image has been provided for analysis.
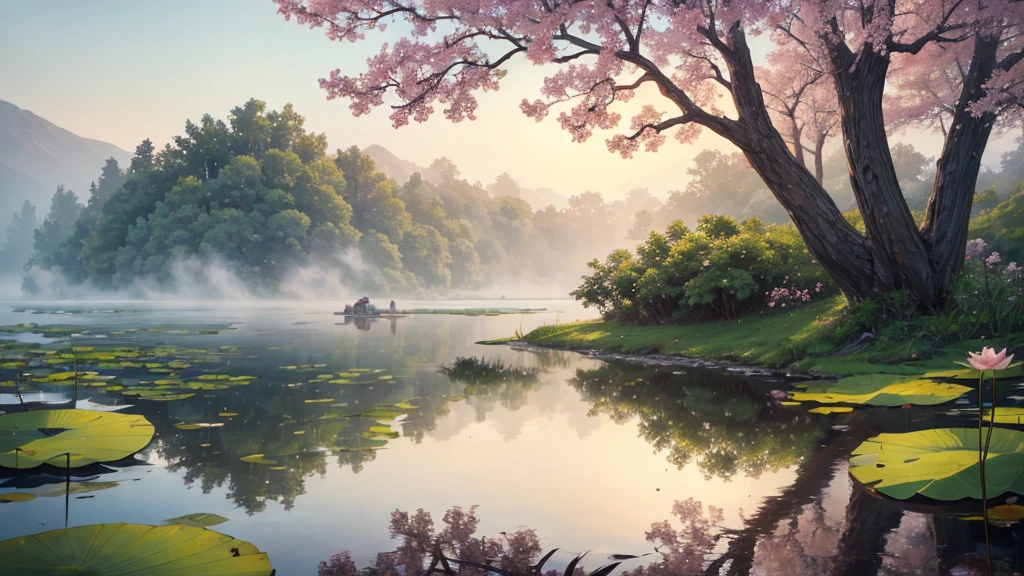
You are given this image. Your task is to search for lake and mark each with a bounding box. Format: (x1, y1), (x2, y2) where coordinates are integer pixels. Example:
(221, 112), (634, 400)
(0, 300), (1017, 575)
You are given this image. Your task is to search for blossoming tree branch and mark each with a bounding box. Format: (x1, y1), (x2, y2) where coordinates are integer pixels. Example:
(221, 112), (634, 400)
(276, 0), (1024, 306)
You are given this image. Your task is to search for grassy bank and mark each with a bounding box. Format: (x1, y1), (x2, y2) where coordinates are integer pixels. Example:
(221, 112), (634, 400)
(520, 296), (1017, 377)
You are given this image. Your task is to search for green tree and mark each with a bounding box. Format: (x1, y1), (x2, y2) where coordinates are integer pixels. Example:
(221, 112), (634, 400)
(0, 200), (38, 276)
(32, 187), (82, 267)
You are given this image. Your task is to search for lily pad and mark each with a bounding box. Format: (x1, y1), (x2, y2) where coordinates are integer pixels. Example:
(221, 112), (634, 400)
(849, 428), (1024, 500)
(808, 406), (853, 414)
(963, 504), (1024, 525)
(982, 408), (1024, 424)
(240, 454), (277, 465)
(218, 412), (238, 417)
(791, 374), (970, 406)
(0, 492), (36, 503)
(164, 513), (228, 528)
(921, 365), (1024, 381)
(0, 523), (273, 575)
(779, 401), (801, 407)
(0, 409), (155, 469)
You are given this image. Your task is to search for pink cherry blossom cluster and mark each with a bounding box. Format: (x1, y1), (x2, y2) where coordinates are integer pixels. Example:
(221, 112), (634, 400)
(766, 286), (813, 309)
(276, 0), (1024, 159)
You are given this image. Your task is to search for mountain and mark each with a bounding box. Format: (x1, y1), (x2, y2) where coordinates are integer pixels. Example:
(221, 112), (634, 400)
(0, 99), (130, 217)
(362, 144), (443, 185)
(361, 144), (569, 211)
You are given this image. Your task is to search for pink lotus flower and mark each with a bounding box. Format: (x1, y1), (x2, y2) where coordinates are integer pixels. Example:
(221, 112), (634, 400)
(967, 347), (1015, 371)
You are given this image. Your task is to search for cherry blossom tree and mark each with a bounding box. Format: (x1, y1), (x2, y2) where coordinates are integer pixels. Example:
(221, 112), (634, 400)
(277, 0), (1024, 305)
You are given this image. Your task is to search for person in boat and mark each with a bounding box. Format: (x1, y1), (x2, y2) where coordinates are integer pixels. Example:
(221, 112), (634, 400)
(353, 296), (371, 315)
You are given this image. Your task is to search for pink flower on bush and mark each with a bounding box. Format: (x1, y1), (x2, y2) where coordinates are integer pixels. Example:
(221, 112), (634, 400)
(967, 347), (1014, 372)
(815, 282), (823, 293)
(985, 252), (1002, 267)
(965, 238), (987, 260)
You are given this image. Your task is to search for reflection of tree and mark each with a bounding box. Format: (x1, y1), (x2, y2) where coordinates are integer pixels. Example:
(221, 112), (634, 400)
(750, 501), (841, 575)
(319, 500), (725, 576)
(570, 364), (825, 480)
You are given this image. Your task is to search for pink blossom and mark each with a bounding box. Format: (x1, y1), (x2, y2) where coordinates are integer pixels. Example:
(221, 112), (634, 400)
(965, 238), (987, 260)
(967, 347), (1015, 372)
(985, 252), (1002, 267)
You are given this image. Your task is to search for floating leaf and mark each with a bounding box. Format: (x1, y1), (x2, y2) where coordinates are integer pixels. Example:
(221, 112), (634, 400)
(327, 379), (354, 385)
(218, 412), (238, 417)
(164, 513), (228, 528)
(922, 365), (1024, 381)
(378, 375), (393, 381)
(196, 374), (230, 381)
(0, 523), (273, 575)
(240, 454), (277, 465)
(779, 401), (801, 407)
(791, 374), (970, 406)
(304, 398), (334, 404)
(982, 408), (1024, 424)
(337, 372), (359, 378)
(187, 382), (230, 391)
(849, 428), (1024, 500)
(269, 466), (286, 471)
(808, 406), (853, 414)
(0, 492), (36, 503)
(38, 481), (119, 498)
(175, 423), (224, 431)
(961, 504), (1024, 524)
(0, 409), (155, 469)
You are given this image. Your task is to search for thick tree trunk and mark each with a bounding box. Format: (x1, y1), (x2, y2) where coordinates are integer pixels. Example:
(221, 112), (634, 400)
(715, 25), (876, 301)
(829, 46), (939, 307)
(922, 35), (999, 299)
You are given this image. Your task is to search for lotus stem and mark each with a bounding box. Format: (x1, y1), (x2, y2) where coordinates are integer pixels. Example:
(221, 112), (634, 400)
(978, 372), (992, 575)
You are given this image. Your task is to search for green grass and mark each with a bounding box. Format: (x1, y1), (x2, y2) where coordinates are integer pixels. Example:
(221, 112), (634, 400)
(524, 297), (848, 369)
(522, 296), (1018, 377)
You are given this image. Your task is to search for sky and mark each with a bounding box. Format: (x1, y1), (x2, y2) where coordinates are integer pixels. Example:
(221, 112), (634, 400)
(1, 0), (1019, 200)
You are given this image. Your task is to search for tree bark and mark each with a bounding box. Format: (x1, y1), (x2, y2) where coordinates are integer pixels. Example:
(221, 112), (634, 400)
(829, 45), (938, 307)
(922, 35), (999, 299)
(711, 25), (876, 300)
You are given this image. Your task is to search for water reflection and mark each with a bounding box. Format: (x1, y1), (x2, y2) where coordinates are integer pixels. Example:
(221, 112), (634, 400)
(2, 303), (1023, 575)
(570, 363), (825, 480)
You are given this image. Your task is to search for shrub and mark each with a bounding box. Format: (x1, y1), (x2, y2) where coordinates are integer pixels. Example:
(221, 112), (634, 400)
(572, 215), (830, 323)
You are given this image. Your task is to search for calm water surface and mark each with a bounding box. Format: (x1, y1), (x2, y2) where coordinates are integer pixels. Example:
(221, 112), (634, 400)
(0, 300), (1019, 575)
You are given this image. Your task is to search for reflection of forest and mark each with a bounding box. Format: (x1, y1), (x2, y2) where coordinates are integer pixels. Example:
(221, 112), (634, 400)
(570, 363), (825, 479)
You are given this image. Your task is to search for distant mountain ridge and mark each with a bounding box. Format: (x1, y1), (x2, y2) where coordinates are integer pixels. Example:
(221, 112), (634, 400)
(361, 144), (568, 211)
(0, 99), (130, 217)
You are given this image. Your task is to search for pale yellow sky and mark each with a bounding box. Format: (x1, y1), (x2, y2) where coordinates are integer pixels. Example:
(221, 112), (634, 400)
(1, 1), (1016, 200)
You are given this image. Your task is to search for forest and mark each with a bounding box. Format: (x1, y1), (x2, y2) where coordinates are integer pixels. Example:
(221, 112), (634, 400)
(4, 97), (1022, 300)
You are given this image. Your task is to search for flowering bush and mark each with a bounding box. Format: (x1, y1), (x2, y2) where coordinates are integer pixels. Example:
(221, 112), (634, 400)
(573, 215), (830, 323)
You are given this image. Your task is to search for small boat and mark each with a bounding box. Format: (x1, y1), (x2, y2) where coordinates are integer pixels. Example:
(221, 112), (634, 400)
(334, 312), (409, 318)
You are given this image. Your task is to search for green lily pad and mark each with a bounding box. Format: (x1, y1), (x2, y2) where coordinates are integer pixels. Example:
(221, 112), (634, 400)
(982, 408), (1024, 424)
(123, 390), (194, 401)
(0, 492), (36, 503)
(196, 374), (230, 381)
(808, 406), (853, 414)
(779, 401), (801, 407)
(38, 481), (120, 498)
(240, 454), (277, 465)
(850, 428), (1024, 500)
(0, 523), (273, 575)
(791, 374), (970, 406)
(0, 409), (155, 469)
(164, 513), (228, 528)
(327, 379), (353, 384)
(921, 365), (1024, 381)
(304, 398), (334, 403)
